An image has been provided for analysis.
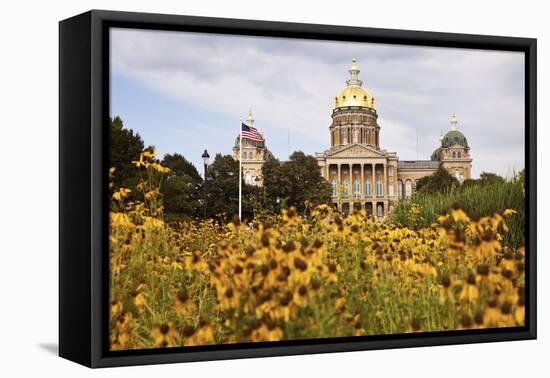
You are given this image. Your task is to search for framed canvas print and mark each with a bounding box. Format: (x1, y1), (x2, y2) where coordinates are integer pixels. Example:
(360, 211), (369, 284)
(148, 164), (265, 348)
(59, 10), (537, 368)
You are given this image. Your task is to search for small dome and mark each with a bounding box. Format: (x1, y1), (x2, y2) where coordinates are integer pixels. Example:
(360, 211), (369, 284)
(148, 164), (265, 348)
(441, 130), (468, 148)
(333, 86), (375, 110)
(431, 147), (441, 161)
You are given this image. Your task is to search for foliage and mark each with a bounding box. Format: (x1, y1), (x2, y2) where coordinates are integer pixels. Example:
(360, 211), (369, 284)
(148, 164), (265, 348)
(109, 116), (146, 191)
(463, 171), (506, 188)
(109, 150), (525, 350)
(262, 151), (332, 214)
(415, 166), (459, 194)
(390, 178), (525, 248)
(161, 153), (203, 220)
(203, 154), (257, 221)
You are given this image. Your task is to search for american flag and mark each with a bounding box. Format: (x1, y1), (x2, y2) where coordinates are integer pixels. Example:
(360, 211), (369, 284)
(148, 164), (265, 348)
(241, 123), (263, 142)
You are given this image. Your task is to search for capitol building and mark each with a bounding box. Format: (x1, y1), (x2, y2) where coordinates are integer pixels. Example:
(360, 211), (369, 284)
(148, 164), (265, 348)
(235, 59), (472, 217)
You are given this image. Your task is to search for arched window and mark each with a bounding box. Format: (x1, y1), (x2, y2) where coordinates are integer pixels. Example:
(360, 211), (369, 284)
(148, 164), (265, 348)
(250, 151), (254, 160)
(245, 172), (252, 185)
(365, 180), (372, 197)
(352, 128), (359, 143)
(397, 180), (403, 200)
(458, 151), (461, 158)
(342, 128), (348, 144)
(405, 179), (412, 198)
(331, 179), (337, 197)
(376, 179), (383, 196)
(452, 151), (456, 158)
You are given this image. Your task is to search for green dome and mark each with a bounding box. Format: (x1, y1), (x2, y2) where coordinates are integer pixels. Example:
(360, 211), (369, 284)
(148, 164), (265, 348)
(431, 147), (441, 161)
(441, 130), (468, 148)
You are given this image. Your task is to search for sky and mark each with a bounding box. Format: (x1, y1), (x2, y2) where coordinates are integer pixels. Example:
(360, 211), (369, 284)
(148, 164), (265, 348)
(110, 28), (525, 179)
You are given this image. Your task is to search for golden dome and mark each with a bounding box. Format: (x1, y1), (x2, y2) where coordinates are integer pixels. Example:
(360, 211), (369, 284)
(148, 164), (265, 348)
(333, 85), (375, 110)
(333, 58), (376, 111)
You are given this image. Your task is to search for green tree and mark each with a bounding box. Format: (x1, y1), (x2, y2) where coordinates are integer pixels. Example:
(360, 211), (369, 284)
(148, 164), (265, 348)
(203, 154), (256, 221)
(415, 166), (459, 194)
(463, 172), (506, 188)
(262, 151), (332, 214)
(161, 153), (202, 220)
(479, 172), (505, 185)
(109, 116), (145, 190)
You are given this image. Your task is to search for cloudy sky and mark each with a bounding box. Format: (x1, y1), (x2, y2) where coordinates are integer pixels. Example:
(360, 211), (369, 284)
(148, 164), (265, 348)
(110, 28), (525, 178)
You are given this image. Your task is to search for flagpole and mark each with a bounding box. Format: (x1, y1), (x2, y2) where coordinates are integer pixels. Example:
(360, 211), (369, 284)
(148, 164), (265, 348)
(239, 117), (242, 221)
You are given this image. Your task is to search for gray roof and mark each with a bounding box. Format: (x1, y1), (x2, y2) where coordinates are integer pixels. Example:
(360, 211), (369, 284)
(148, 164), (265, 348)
(397, 160), (440, 170)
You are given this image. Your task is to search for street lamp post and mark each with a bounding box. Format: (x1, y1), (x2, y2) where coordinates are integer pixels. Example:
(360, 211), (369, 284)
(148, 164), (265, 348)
(201, 149), (210, 219)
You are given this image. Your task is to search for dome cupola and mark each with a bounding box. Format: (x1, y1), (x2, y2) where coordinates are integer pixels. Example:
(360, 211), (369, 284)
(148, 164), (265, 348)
(333, 59), (376, 111)
(441, 130), (468, 148)
(441, 113), (468, 148)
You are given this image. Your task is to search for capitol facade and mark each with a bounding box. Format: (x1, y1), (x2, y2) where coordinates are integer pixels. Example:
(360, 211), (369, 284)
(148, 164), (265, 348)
(235, 59), (473, 217)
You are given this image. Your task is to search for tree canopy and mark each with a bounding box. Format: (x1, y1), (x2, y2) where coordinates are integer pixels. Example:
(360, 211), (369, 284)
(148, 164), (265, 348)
(109, 116), (145, 190)
(415, 166), (459, 194)
(262, 151), (332, 213)
(462, 171), (506, 188)
(161, 153), (203, 220)
(203, 154), (257, 221)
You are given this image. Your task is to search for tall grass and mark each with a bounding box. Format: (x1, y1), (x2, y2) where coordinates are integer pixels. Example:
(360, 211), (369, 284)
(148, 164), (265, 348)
(390, 179), (525, 248)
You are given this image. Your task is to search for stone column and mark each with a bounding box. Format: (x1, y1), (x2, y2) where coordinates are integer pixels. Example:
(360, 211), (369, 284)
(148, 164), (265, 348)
(360, 164), (365, 199)
(371, 163), (376, 197)
(337, 164), (342, 199)
(383, 163), (387, 197)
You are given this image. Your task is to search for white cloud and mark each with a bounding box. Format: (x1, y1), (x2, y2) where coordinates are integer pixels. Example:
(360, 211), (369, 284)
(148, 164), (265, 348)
(110, 28), (525, 178)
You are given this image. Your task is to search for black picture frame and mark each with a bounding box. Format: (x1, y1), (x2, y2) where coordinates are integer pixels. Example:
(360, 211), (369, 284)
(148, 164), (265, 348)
(59, 9), (537, 368)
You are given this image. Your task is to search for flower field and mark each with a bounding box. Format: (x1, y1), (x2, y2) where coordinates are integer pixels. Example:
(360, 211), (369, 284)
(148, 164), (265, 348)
(109, 152), (525, 350)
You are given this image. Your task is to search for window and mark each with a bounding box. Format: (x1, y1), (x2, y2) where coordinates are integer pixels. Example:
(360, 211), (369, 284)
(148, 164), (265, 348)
(405, 179), (412, 198)
(353, 180), (360, 198)
(377, 204), (383, 217)
(250, 151), (254, 160)
(376, 179), (383, 196)
(331, 179), (337, 197)
(352, 128), (359, 143)
(343, 179), (349, 196)
(342, 128), (348, 144)
(454, 169), (463, 182)
(245, 172), (252, 185)
(365, 129), (370, 144)
(452, 151), (456, 158)
(398, 180), (403, 200)
(365, 180), (372, 196)
(458, 151), (461, 158)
